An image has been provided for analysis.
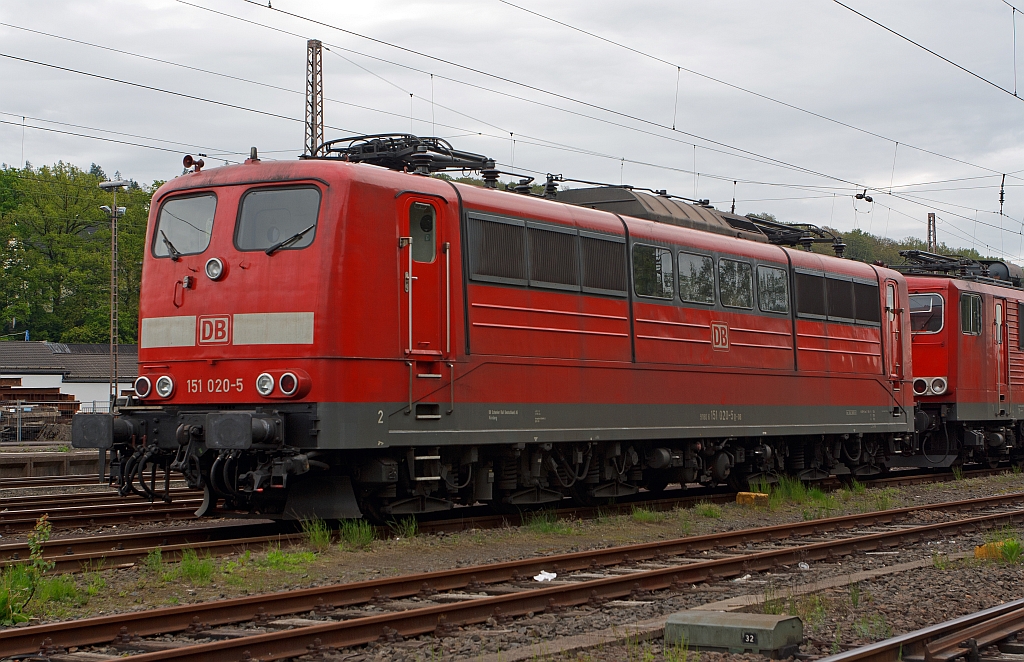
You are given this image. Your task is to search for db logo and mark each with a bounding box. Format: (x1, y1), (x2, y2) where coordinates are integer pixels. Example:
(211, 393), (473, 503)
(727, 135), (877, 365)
(198, 316), (230, 345)
(711, 321), (729, 351)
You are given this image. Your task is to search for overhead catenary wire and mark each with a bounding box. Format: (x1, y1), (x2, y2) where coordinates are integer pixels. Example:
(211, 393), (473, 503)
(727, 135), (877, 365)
(4, 11), (1019, 259)
(494, 0), (1022, 179)
(832, 0), (1024, 102)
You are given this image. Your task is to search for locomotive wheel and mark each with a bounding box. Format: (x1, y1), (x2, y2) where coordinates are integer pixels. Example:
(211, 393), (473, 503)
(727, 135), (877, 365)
(727, 473), (750, 492)
(643, 478), (669, 494)
(570, 482), (608, 507)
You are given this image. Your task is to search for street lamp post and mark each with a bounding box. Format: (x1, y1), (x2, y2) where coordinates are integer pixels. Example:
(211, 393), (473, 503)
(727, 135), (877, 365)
(98, 180), (130, 413)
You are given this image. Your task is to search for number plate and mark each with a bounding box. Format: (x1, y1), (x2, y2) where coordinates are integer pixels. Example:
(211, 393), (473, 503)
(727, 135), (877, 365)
(742, 632), (757, 645)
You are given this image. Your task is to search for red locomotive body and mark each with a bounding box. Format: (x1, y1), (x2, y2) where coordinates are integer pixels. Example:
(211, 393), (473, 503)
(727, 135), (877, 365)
(73, 138), (922, 519)
(902, 259), (1024, 468)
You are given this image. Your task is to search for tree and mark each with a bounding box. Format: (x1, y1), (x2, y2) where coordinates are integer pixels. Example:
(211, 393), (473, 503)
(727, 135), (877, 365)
(0, 163), (152, 343)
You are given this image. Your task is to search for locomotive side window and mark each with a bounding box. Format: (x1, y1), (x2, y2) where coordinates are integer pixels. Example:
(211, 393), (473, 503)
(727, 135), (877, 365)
(528, 224), (580, 290)
(409, 202), (437, 263)
(152, 193), (216, 258)
(235, 186), (320, 252)
(795, 272), (826, 318)
(757, 266), (789, 313)
(719, 259), (753, 309)
(580, 234), (627, 295)
(853, 282), (881, 324)
(467, 216), (527, 285)
(960, 293), (982, 336)
(632, 244), (674, 299)
(826, 277), (855, 321)
(909, 293), (944, 333)
(678, 252), (715, 305)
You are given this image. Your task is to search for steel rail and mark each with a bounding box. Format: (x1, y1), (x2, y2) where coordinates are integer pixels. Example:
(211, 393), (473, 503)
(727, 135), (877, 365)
(0, 488), (194, 511)
(106, 505), (1024, 662)
(3, 491), (1023, 658)
(0, 500), (201, 534)
(816, 598), (1024, 662)
(0, 522), (293, 570)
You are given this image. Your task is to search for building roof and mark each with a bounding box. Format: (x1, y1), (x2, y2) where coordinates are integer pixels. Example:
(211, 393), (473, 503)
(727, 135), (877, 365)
(0, 342), (137, 382)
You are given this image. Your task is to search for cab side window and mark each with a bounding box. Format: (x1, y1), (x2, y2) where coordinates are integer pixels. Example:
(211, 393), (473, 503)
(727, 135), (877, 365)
(960, 293), (982, 336)
(632, 244), (674, 299)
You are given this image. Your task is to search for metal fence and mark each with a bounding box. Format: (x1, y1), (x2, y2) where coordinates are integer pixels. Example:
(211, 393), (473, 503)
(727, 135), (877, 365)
(0, 400), (81, 443)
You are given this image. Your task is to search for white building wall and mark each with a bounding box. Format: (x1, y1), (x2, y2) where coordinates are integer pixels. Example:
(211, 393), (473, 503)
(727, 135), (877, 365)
(0, 374), (132, 413)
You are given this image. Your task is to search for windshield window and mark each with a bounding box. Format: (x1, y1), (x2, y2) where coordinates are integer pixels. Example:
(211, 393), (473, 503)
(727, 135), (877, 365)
(235, 186), (320, 252)
(152, 194), (216, 258)
(909, 293), (944, 333)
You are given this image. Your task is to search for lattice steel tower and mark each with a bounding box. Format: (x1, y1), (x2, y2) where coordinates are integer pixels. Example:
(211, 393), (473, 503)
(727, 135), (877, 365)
(305, 39), (324, 157)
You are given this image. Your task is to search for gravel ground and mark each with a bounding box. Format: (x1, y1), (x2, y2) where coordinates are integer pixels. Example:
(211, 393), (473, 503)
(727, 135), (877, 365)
(5, 472), (1024, 654)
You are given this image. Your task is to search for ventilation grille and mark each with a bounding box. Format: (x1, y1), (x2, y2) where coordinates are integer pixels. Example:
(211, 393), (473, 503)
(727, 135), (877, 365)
(469, 217), (526, 282)
(528, 226), (579, 287)
(581, 236), (627, 293)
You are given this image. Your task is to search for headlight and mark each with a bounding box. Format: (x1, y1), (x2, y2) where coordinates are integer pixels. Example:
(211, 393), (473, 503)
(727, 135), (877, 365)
(205, 257), (225, 281)
(134, 376), (152, 398)
(279, 372), (298, 396)
(155, 375), (174, 398)
(913, 379), (928, 395)
(256, 373), (275, 396)
(930, 377), (947, 395)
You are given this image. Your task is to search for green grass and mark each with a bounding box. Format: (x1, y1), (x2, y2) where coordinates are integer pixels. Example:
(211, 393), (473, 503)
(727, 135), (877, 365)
(849, 581), (861, 608)
(144, 548), (163, 574)
(1000, 538), (1024, 564)
(748, 476), (771, 495)
(37, 575), (80, 604)
(259, 547), (316, 570)
(389, 516), (418, 539)
(775, 475), (809, 503)
(523, 509), (576, 535)
(872, 488), (897, 512)
(854, 613), (892, 639)
(300, 517), (332, 552)
(630, 506), (665, 523)
(932, 551), (950, 570)
(174, 549), (215, 584)
(338, 519), (376, 549)
(693, 501), (722, 519)
(952, 466), (965, 481)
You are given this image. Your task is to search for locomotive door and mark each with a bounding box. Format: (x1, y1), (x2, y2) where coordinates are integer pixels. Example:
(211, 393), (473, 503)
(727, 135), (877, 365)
(885, 281), (903, 384)
(995, 298), (1009, 410)
(398, 196), (448, 360)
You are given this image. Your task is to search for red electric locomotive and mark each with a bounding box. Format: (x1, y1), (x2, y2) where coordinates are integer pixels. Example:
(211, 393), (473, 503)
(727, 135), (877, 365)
(895, 251), (1024, 468)
(73, 135), (919, 520)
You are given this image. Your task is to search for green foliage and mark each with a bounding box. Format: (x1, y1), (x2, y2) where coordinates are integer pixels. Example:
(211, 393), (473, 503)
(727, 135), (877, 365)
(175, 549), (214, 584)
(259, 546), (316, 570)
(952, 466), (965, 481)
(1000, 538), (1023, 564)
(300, 517), (332, 552)
(0, 514), (55, 624)
(693, 501), (722, 519)
(849, 581), (861, 608)
(144, 548), (163, 574)
(872, 488), (897, 512)
(523, 509), (576, 535)
(853, 613), (892, 639)
(338, 519), (376, 549)
(748, 476), (771, 494)
(932, 551), (950, 570)
(0, 163), (153, 342)
(630, 506), (665, 523)
(389, 516), (418, 539)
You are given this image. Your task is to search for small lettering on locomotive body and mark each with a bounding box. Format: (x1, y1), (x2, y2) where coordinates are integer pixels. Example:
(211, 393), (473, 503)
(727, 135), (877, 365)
(488, 409), (518, 422)
(186, 378), (244, 394)
(699, 409), (742, 422)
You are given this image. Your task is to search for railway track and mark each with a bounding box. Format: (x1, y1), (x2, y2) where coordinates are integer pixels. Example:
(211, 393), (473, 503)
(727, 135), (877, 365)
(818, 597), (1024, 662)
(5, 491), (1024, 660)
(0, 466), (1010, 573)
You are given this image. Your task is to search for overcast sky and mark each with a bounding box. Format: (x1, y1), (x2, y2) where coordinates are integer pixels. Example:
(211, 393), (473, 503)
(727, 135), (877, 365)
(2, 1), (1024, 260)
